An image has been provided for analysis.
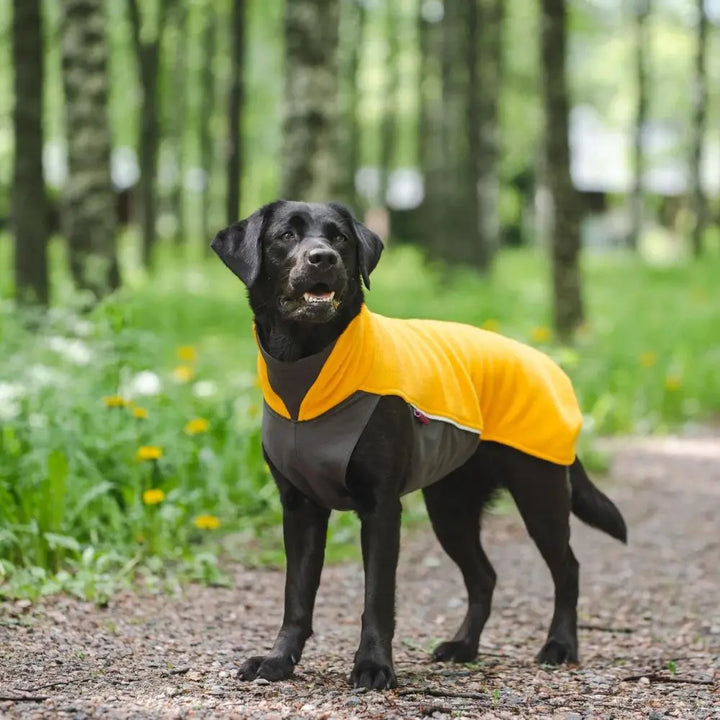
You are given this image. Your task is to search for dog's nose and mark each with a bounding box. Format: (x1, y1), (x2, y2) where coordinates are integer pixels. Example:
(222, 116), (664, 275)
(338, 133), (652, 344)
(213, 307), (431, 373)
(307, 247), (338, 267)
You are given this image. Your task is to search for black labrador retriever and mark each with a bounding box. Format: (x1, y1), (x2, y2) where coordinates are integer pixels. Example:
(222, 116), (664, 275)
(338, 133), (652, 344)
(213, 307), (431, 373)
(211, 200), (627, 690)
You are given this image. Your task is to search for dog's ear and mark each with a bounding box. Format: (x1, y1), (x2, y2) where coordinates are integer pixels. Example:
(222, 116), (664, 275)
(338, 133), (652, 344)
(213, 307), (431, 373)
(329, 203), (384, 289)
(210, 208), (266, 287)
(356, 219), (384, 290)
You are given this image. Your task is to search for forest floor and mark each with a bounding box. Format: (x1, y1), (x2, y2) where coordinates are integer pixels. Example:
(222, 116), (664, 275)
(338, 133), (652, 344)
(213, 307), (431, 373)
(1, 434), (718, 720)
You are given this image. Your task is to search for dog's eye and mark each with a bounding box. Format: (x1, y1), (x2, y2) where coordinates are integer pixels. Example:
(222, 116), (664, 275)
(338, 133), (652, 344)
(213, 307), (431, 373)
(279, 230), (295, 241)
(332, 234), (347, 243)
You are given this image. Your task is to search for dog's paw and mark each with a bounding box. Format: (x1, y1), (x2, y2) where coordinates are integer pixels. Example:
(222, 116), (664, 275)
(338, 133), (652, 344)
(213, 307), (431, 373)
(257, 655), (296, 681)
(431, 640), (478, 663)
(536, 638), (578, 665)
(350, 659), (397, 690)
(237, 656), (265, 681)
(237, 655), (295, 682)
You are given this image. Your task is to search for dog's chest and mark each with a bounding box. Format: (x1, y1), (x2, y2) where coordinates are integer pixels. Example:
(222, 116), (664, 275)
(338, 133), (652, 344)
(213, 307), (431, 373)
(261, 392), (379, 509)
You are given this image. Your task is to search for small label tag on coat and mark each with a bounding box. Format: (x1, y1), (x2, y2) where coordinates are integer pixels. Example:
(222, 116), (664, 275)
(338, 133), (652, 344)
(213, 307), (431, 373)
(412, 407), (430, 425)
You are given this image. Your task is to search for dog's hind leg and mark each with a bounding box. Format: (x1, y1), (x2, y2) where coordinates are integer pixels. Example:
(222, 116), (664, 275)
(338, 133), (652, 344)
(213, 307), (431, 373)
(422, 458), (499, 663)
(503, 450), (579, 664)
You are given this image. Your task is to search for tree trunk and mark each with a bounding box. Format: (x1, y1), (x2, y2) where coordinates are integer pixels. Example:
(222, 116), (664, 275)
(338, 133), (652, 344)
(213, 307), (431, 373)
(282, 0), (340, 201)
(199, 6), (217, 245)
(378, 1), (399, 207)
(60, 0), (120, 300)
(539, 0), (584, 338)
(417, 0), (445, 252)
(226, 0), (245, 225)
(629, 0), (650, 251)
(476, 0), (504, 269)
(12, 0), (49, 305)
(690, 0), (707, 258)
(436, 0), (480, 266)
(337, 0), (366, 210)
(168, 2), (188, 245)
(127, 0), (170, 267)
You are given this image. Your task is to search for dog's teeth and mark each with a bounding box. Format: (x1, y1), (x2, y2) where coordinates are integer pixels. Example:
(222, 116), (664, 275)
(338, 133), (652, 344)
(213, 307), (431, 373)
(303, 291), (335, 304)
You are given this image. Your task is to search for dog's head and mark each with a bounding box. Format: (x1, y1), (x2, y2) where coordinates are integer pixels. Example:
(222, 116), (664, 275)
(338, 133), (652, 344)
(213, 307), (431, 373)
(211, 201), (383, 326)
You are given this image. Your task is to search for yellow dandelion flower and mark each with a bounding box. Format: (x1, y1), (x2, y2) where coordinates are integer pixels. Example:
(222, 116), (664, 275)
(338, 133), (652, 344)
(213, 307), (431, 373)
(131, 405), (149, 419)
(136, 445), (163, 461)
(482, 319), (499, 332)
(173, 365), (194, 383)
(142, 488), (165, 505)
(184, 417), (209, 435)
(177, 345), (197, 363)
(103, 395), (127, 408)
(640, 352), (657, 368)
(664, 375), (682, 392)
(194, 514), (221, 530)
(530, 326), (551, 343)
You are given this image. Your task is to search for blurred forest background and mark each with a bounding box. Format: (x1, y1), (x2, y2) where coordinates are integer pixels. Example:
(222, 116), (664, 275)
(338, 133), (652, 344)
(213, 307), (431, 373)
(1, 0), (719, 599)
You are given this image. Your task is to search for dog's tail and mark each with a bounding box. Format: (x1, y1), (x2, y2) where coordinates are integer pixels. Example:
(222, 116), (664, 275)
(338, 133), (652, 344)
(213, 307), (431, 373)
(569, 458), (627, 543)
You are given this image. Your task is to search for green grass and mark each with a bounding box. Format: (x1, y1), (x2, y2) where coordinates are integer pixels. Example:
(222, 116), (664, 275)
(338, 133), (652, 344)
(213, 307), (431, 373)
(1, 232), (719, 600)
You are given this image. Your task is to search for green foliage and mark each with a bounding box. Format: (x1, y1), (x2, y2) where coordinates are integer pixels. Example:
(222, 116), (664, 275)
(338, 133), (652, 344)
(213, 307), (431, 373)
(1, 240), (719, 600)
(0, 294), (273, 599)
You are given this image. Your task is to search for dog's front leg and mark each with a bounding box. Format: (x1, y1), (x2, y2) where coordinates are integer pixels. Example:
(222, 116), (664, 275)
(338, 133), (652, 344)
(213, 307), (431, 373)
(238, 472), (330, 682)
(350, 496), (402, 689)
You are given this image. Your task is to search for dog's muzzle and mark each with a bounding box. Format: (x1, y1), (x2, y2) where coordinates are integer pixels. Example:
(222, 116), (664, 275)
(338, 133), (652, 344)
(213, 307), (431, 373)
(282, 241), (346, 319)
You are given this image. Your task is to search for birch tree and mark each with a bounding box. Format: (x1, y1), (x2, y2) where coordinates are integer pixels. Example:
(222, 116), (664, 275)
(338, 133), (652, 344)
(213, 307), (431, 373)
(689, 0), (708, 257)
(282, 0), (340, 200)
(60, 0), (120, 299)
(539, 0), (584, 337)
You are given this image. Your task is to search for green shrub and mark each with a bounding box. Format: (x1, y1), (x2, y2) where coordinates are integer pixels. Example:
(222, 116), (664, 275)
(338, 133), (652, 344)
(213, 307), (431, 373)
(0, 299), (273, 599)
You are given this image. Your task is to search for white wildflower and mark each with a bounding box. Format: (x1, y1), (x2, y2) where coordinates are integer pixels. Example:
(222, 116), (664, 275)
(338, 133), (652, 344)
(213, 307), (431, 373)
(72, 319), (94, 337)
(0, 381), (26, 403)
(193, 380), (217, 398)
(0, 400), (21, 422)
(127, 370), (162, 397)
(28, 364), (67, 387)
(0, 383), (24, 422)
(47, 336), (93, 366)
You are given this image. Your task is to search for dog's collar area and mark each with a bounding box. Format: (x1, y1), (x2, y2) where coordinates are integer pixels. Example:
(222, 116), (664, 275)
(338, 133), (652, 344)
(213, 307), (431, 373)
(254, 305), (372, 423)
(256, 334), (336, 421)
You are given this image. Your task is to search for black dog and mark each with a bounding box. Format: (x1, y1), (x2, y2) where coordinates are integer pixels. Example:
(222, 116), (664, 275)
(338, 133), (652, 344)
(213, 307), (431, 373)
(211, 201), (627, 690)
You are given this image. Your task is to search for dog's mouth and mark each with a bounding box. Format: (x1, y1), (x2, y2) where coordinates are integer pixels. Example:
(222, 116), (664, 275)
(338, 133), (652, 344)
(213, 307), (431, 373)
(302, 283), (338, 307)
(281, 282), (342, 320)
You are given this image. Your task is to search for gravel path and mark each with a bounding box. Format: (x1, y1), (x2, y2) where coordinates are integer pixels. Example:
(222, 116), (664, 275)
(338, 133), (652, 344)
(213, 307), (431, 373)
(1, 436), (718, 719)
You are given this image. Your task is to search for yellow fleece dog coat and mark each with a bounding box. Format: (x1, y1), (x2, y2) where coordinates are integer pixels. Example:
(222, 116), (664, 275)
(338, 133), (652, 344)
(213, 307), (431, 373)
(258, 306), (583, 509)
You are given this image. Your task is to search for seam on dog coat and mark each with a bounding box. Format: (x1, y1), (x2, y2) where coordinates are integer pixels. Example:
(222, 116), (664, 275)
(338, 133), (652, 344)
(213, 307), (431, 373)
(257, 305), (583, 510)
